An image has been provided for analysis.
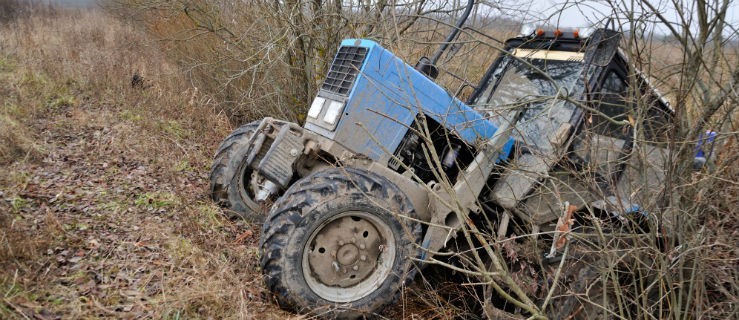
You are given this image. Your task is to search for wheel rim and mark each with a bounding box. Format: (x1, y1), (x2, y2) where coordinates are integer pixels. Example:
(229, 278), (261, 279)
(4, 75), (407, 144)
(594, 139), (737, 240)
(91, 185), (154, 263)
(237, 165), (259, 205)
(302, 211), (396, 303)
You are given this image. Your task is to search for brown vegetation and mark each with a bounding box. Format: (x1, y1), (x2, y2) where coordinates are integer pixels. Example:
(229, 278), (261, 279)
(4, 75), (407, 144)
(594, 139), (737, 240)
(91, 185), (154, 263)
(107, 0), (520, 124)
(0, 7), (293, 319)
(1, 1), (737, 319)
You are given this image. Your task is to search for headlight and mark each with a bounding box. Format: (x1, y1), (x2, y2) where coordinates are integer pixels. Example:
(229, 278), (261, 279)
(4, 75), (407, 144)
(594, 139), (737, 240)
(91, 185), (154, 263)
(323, 100), (345, 125)
(308, 97), (326, 118)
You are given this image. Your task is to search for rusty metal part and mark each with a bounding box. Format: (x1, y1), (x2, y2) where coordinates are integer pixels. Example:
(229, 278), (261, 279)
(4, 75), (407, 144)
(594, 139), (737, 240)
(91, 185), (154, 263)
(547, 202), (577, 258)
(302, 211), (395, 302)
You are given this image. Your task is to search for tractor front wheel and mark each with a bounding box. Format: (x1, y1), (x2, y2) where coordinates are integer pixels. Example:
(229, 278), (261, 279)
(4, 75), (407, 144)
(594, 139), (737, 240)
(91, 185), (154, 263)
(259, 167), (422, 318)
(210, 121), (266, 221)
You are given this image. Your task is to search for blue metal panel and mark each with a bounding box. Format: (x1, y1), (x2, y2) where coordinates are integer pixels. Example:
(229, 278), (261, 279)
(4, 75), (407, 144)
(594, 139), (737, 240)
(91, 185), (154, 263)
(695, 131), (717, 158)
(321, 39), (514, 164)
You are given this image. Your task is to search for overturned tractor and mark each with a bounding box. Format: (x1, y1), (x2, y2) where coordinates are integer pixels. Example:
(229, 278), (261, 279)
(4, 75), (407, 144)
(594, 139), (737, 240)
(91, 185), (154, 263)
(210, 1), (696, 318)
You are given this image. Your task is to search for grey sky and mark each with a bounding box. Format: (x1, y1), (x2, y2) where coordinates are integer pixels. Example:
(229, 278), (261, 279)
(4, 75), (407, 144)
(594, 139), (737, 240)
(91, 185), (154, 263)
(517, 0), (738, 38)
(42, 0), (739, 39)
(32, 0), (96, 7)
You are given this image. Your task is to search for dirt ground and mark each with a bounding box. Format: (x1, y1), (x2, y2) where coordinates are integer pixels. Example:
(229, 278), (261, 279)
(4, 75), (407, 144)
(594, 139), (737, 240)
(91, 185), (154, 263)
(0, 8), (299, 319)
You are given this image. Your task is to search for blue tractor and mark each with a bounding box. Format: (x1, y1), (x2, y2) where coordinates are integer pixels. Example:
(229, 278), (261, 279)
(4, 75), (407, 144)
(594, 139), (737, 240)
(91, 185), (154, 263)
(210, 1), (679, 318)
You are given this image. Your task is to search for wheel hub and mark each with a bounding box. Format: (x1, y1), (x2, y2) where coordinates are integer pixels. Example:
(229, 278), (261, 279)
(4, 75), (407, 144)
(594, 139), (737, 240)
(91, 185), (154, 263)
(307, 214), (385, 288)
(337, 244), (359, 265)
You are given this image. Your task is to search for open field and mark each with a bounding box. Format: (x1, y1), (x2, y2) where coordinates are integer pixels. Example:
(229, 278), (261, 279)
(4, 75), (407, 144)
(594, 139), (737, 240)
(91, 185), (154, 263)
(0, 8), (294, 319)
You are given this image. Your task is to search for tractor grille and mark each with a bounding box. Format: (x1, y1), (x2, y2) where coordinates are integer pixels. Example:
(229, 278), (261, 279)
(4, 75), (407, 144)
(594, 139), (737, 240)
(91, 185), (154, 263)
(321, 46), (368, 96)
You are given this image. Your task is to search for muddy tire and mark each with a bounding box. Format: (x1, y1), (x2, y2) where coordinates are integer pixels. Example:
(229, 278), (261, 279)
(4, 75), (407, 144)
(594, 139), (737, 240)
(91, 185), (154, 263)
(210, 121), (264, 221)
(260, 167), (422, 319)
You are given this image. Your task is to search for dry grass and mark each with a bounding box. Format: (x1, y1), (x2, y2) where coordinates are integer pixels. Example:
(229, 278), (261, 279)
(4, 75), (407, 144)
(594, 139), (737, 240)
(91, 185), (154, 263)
(0, 112), (38, 164)
(0, 7), (296, 319)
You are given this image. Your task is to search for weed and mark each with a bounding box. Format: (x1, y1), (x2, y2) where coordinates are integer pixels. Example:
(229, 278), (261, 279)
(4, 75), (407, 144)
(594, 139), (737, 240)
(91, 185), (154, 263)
(0, 114), (37, 164)
(3, 102), (22, 117)
(10, 197), (28, 212)
(194, 204), (223, 229)
(46, 95), (76, 110)
(0, 56), (14, 72)
(19, 71), (49, 93)
(173, 160), (192, 172)
(134, 192), (176, 209)
(166, 238), (195, 264)
(99, 199), (125, 212)
(120, 109), (142, 122)
(159, 120), (184, 139)
(2, 281), (21, 298)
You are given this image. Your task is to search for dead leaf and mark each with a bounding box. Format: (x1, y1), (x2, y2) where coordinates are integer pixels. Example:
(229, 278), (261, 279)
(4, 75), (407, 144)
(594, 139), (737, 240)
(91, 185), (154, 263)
(233, 229), (254, 244)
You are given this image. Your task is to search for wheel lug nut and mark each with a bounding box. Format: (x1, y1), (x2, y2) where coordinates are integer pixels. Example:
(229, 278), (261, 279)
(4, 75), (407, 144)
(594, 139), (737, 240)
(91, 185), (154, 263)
(352, 237), (356, 243)
(352, 265), (359, 271)
(338, 240), (344, 246)
(360, 255), (366, 261)
(359, 244), (366, 250)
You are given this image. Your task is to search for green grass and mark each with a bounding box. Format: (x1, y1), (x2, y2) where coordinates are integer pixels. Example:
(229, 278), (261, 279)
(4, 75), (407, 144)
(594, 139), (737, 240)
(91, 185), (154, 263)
(45, 95), (76, 110)
(134, 192), (178, 209)
(0, 55), (15, 73)
(160, 120), (185, 139)
(10, 197), (29, 213)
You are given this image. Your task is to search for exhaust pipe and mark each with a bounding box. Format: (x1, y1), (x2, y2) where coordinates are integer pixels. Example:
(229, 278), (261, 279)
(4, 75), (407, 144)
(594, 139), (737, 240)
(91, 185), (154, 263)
(415, 0), (475, 79)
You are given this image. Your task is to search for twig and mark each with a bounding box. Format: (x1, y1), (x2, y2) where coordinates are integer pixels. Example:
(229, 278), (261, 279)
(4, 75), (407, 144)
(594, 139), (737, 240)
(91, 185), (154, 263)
(1, 298), (32, 320)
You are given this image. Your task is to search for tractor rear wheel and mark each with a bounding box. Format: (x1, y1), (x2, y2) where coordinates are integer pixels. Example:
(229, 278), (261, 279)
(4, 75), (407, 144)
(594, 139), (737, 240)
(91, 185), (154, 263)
(259, 167), (422, 318)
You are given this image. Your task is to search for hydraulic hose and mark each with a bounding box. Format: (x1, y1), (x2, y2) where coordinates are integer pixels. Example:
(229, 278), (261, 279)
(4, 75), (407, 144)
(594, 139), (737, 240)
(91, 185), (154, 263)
(429, 0), (475, 65)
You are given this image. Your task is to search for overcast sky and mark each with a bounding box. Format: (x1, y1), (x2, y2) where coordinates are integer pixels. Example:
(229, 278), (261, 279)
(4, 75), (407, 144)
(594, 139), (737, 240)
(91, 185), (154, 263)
(512, 0), (738, 38)
(36, 0), (96, 7)
(43, 0), (739, 39)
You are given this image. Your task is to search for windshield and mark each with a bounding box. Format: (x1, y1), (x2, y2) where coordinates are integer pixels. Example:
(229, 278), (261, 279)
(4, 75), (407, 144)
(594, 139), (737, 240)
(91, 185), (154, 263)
(473, 52), (584, 151)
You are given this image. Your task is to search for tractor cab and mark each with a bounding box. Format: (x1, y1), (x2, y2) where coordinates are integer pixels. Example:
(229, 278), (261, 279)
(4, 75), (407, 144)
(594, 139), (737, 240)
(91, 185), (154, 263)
(468, 26), (674, 222)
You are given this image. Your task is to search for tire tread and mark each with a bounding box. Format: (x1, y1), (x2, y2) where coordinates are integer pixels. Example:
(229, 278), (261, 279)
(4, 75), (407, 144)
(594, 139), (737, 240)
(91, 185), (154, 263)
(259, 167), (422, 318)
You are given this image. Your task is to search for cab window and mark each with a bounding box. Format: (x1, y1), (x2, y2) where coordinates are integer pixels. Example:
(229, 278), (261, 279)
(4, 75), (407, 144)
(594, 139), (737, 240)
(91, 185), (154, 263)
(590, 71), (631, 138)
